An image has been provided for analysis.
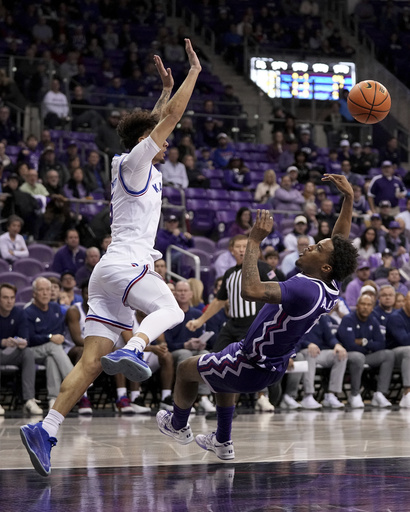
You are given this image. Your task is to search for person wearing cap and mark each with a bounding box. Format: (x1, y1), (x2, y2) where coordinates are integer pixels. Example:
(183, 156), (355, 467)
(374, 249), (395, 280)
(38, 145), (70, 184)
(370, 212), (389, 240)
(325, 148), (342, 175)
(59, 139), (83, 168)
(378, 200), (395, 230)
(159, 146), (189, 189)
(212, 133), (235, 169)
(395, 197), (410, 232)
(386, 291), (410, 408)
(285, 165), (299, 187)
(298, 128), (317, 162)
(338, 139), (350, 161)
(155, 214), (194, 273)
(42, 78), (70, 129)
(337, 293), (394, 408)
(345, 259), (372, 308)
(283, 215), (315, 252)
(385, 220), (408, 258)
(95, 109), (123, 160)
(272, 174), (305, 212)
(368, 160), (406, 215)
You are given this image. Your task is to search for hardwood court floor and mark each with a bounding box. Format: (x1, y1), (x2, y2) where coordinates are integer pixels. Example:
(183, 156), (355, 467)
(1, 407), (410, 511)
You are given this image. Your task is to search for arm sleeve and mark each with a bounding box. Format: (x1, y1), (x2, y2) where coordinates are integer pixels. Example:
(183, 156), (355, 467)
(120, 136), (161, 191)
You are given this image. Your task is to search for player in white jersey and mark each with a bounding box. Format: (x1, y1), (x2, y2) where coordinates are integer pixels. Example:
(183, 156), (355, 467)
(21, 39), (202, 476)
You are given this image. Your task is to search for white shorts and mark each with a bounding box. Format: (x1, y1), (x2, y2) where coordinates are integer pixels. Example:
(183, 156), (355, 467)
(84, 258), (171, 344)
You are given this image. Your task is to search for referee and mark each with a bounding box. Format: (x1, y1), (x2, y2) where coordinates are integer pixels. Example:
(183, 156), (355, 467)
(186, 234), (278, 411)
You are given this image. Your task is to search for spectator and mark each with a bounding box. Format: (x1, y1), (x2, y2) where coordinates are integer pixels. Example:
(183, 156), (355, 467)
(266, 131), (285, 164)
(228, 207), (253, 237)
(387, 268), (408, 296)
(155, 214), (194, 273)
(372, 284), (396, 335)
(63, 167), (93, 200)
(177, 134), (196, 161)
(379, 137), (401, 168)
(385, 220), (409, 258)
(283, 216), (315, 252)
(344, 259), (372, 309)
(280, 235), (310, 277)
(314, 220), (331, 243)
(395, 197), (410, 232)
(340, 159), (363, 188)
(164, 280), (216, 413)
(75, 247), (100, 285)
(293, 151), (313, 184)
(60, 271), (82, 305)
(264, 250), (286, 281)
(298, 129), (317, 163)
(17, 134), (41, 171)
(197, 117), (218, 148)
(182, 154), (209, 189)
(260, 217), (285, 254)
(95, 110), (123, 160)
(38, 196), (77, 243)
(352, 227), (381, 260)
(254, 169), (279, 203)
(32, 16), (53, 44)
(282, 314), (347, 410)
(272, 175), (305, 212)
(38, 146), (70, 184)
(106, 76), (127, 109)
(212, 236), (239, 279)
(370, 212), (389, 239)
(44, 169), (64, 196)
(374, 249), (395, 279)
(0, 105), (21, 145)
(278, 140), (299, 171)
(0, 68), (26, 111)
(378, 200), (395, 230)
(338, 294), (394, 408)
(325, 148), (342, 174)
(19, 168), (49, 208)
(223, 156), (251, 191)
(0, 215), (29, 264)
(386, 291), (410, 408)
(316, 198), (338, 230)
(0, 283), (43, 416)
(82, 150), (107, 192)
(51, 228), (86, 275)
(348, 183), (371, 226)
(212, 133), (235, 169)
(368, 161), (406, 215)
(26, 277), (74, 409)
(42, 78), (70, 129)
(70, 85), (104, 132)
(158, 147), (188, 189)
(154, 258), (172, 284)
(302, 181), (316, 204)
(285, 165), (300, 188)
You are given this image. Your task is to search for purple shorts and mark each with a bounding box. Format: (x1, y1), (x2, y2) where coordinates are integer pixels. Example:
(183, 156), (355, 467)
(197, 342), (284, 394)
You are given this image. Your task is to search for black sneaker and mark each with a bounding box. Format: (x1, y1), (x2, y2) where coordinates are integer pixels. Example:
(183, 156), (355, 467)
(159, 395), (173, 411)
(131, 396), (151, 414)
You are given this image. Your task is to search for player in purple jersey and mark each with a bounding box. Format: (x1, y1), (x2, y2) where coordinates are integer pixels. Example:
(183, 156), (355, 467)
(157, 174), (358, 460)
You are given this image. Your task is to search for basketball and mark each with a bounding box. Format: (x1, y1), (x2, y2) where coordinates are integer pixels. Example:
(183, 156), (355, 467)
(347, 80), (391, 124)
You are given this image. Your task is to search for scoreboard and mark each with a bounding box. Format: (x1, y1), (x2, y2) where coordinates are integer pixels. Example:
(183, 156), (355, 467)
(250, 57), (356, 101)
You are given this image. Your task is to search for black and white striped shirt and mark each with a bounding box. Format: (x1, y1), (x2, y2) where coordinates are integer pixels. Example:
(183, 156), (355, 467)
(216, 260), (276, 326)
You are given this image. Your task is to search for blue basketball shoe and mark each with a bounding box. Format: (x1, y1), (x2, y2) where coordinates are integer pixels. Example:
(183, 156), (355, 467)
(20, 422), (57, 477)
(101, 348), (152, 382)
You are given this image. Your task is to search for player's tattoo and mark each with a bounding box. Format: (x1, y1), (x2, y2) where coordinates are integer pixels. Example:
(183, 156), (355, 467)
(152, 90), (172, 120)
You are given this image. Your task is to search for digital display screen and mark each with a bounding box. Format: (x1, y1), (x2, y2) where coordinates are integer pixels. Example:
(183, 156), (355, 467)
(250, 58), (356, 100)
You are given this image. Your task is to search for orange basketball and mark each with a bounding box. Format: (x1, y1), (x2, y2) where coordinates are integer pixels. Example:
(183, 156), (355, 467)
(347, 80), (391, 124)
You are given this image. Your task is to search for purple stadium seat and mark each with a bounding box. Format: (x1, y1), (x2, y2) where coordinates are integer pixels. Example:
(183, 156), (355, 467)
(39, 271), (62, 280)
(28, 244), (55, 268)
(349, 224), (363, 240)
(187, 201), (215, 234)
(15, 285), (33, 303)
(184, 188), (209, 200)
(192, 236), (216, 255)
(202, 168), (224, 179)
(181, 248), (213, 269)
(186, 198), (211, 211)
(162, 186), (183, 206)
(209, 178), (223, 189)
(0, 272), (30, 289)
(209, 200), (231, 212)
(228, 190), (253, 202)
(12, 258), (45, 277)
(0, 259), (10, 272)
(215, 210), (236, 237)
(216, 237), (231, 250)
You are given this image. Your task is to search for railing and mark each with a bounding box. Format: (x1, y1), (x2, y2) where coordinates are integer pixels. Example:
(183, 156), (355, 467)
(165, 244), (199, 282)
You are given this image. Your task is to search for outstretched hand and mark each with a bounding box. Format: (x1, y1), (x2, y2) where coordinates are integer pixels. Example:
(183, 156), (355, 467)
(249, 210), (273, 243)
(153, 55), (174, 90)
(322, 174), (353, 197)
(184, 38), (202, 73)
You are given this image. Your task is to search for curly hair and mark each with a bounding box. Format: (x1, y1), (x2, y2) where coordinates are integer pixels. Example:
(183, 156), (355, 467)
(329, 234), (358, 282)
(116, 110), (159, 151)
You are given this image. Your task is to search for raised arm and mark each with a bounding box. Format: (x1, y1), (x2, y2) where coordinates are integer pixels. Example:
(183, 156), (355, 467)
(151, 56), (174, 122)
(150, 39), (201, 147)
(241, 210), (282, 304)
(322, 174), (354, 239)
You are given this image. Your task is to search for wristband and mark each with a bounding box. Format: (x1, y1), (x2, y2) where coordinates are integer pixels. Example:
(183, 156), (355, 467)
(362, 338), (368, 347)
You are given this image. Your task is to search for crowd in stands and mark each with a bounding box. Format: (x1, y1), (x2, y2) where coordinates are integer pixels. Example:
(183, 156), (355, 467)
(2, 1), (410, 415)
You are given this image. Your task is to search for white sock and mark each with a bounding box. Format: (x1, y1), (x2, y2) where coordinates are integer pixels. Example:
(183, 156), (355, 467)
(130, 391), (140, 402)
(161, 389), (172, 401)
(124, 336), (146, 353)
(117, 387), (127, 399)
(42, 409), (64, 439)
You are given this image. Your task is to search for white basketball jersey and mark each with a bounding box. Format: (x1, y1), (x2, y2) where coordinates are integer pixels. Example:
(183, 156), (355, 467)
(64, 302), (86, 353)
(104, 136), (163, 264)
